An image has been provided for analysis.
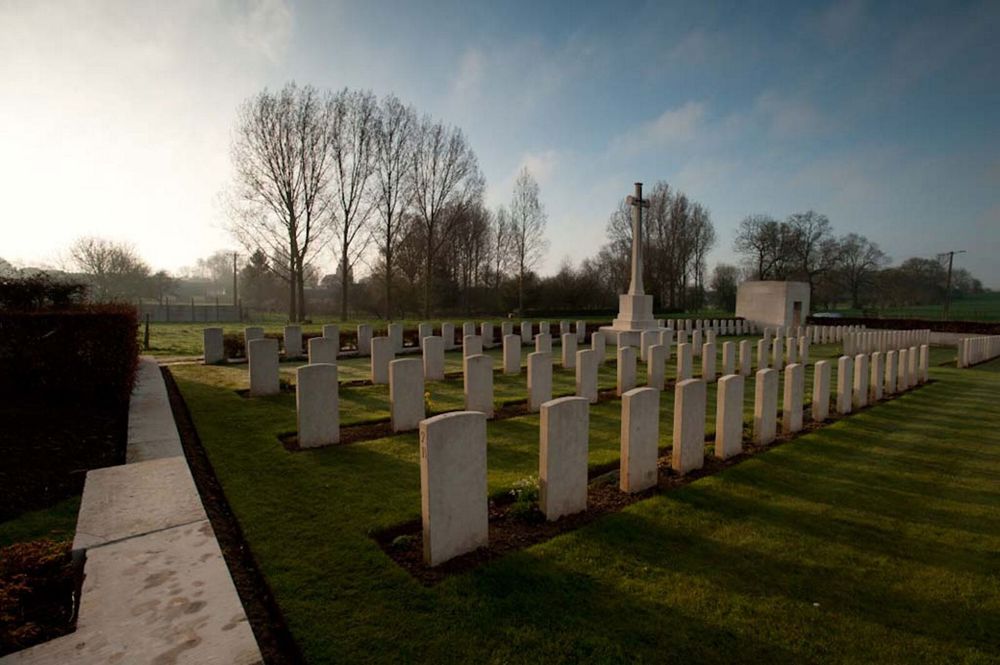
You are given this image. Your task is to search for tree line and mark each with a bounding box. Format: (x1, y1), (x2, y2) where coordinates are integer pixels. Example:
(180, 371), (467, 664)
(729, 212), (984, 311)
(228, 83), (547, 322)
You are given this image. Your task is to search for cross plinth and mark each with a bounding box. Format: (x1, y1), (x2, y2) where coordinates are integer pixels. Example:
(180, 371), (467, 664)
(600, 182), (659, 347)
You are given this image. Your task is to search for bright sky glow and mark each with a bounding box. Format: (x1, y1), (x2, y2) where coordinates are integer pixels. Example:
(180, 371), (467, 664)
(1, 0), (998, 284)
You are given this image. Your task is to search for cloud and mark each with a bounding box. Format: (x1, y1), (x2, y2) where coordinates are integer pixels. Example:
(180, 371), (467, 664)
(610, 101), (706, 154)
(451, 48), (484, 98)
(486, 150), (560, 207)
(752, 91), (831, 139)
(813, 0), (867, 45)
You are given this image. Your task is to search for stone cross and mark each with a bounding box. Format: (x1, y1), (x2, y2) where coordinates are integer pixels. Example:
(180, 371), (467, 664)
(626, 182), (650, 296)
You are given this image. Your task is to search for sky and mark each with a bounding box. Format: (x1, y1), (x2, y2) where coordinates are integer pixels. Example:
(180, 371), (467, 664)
(2, 0), (998, 285)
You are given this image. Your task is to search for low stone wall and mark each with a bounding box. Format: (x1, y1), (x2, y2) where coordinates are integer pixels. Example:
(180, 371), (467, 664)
(2, 357), (262, 665)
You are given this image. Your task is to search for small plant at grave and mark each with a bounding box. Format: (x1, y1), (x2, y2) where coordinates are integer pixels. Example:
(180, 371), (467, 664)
(390, 534), (417, 551)
(508, 476), (543, 523)
(424, 391), (433, 412)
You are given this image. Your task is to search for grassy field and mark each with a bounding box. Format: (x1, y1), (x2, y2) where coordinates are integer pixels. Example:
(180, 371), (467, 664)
(828, 291), (1000, 321)
(164, 340), (999, 663)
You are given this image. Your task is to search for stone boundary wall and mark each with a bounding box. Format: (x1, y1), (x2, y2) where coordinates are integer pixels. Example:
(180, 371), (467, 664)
(2, 357), (263, 665)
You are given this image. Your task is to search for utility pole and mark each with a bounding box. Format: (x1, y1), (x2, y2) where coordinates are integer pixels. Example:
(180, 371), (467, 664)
(232, 252), (238, 306)
(939, 250), (966, 320)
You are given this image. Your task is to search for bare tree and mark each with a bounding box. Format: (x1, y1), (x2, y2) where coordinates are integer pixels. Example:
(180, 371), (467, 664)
(507, 167), (548, 313)
(710, 263), (740, 311)
(491, 205), (511, 300)
(410, 118), (484, 317)
(371, 94), (416, 320)
(689, 203), (716, 306)
(733, 214), (787, 280)
(330, 89), (378, 321)
(786, 210), (836, 295)
(837, 233), (888, 308)
(229, 82), (334, 321)
(69, 236), (150, 301)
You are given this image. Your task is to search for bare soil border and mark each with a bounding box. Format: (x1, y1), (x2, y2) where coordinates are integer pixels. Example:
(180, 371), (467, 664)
(162, 367), (304, 665)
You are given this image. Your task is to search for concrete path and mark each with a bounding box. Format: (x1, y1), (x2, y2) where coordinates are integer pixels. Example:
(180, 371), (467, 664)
(2, 357), (263, 665)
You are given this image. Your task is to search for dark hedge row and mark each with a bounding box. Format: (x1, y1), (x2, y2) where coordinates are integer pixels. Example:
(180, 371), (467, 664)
(0, 306), (139, 404)
(808, 316), (1000, 335)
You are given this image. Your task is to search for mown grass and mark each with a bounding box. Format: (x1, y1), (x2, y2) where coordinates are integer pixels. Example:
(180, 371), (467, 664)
(828, 291), (1000, 321)
(0, 497), (80, 548)
(167, 340), (999, 663)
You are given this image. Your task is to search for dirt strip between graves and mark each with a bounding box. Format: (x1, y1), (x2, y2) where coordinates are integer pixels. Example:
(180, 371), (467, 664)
(161, 367), (305, 665)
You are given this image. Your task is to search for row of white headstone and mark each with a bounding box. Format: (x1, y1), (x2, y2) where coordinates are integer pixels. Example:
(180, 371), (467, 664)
(957, 335), (1000, 368)
(841, 329), (931, 356)
(419, 343), (933, 567)
(206, 318), (769, 365)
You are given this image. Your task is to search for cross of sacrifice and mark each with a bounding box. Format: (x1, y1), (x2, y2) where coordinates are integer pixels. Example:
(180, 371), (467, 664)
(625, 182), (650, 296)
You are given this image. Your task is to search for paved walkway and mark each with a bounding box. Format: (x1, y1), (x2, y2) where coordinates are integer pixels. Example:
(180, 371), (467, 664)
(3, 357), (263, 665)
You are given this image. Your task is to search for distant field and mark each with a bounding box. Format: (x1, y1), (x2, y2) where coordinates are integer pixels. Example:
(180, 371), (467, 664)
(826, 292), (1000, 321)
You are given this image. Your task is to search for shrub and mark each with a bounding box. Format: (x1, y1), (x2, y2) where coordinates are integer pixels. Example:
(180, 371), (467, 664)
(0, 539), (75, 656)
(0, 275), (88, 312)
(0, 306), (139, 404)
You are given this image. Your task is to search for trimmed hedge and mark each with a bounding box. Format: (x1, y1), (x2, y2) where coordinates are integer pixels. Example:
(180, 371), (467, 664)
(0, 306), (139, 404)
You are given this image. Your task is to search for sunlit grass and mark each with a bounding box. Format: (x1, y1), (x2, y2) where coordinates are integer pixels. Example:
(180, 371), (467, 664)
(167, 341), (997, 663)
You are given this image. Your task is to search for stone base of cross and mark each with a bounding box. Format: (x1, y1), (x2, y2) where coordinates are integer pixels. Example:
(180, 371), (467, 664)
(600, 182), (660, 348)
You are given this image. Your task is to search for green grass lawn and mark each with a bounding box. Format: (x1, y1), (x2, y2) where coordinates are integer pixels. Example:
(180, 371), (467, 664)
(828, 291), (1000, 321)
(166, 340), (999, 663)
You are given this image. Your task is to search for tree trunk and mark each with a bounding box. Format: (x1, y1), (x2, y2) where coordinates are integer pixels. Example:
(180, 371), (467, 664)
(384, 261), (393, 321)
(297, 257), (306, 322)
(340, 249), (349, 322)
(288, 256), (296, 322)
(423, 223), (434, 318)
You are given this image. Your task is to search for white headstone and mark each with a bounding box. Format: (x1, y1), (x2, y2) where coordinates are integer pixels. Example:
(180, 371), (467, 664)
(423, 336), (445, 381)
(390, 358), (425, 432)
(715, 374), (744, 459)
(782, 363), (804, 434)
(284, 325), (303, 359)
(464, 354), (494, 417)
(420, 412), (488, 566)
(248, 338), (280, 396)
(676, 342), (693, 381)
(540, 396), (589, 521)
(701, 342), (716, 382)
(357, 324), (372, 355)
(441, 322), (456, 350)
(836, 356), (853, 414)
(527, 351), (552, 412)
(620, 387), (660, 493)
(754, 368), (778, 444)
(203, 327), (224, 365)
(673, 378), (706, 474)
(308, 336), (338, 365)
(617, 345), (637, 396)
(576, 348), (599, 403)
(463, 334), (483, 358)
(812, 360), (830, 422)
(647, 343), (666, 390)
(296, 363), (338, 447)
(503, 334), (521, 375)
(561, 333), (577, 368)
(370, 336), (394, 384)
